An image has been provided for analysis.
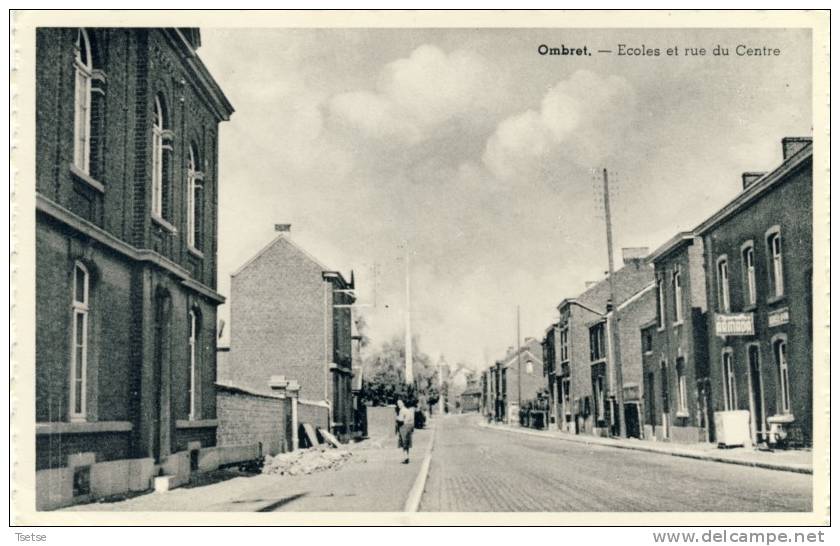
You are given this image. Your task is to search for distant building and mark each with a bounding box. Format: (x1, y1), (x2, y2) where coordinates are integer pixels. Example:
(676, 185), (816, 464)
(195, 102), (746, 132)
(553, 250), (654, 436)
(226, 234), (357, 440)
(696, 138), (813, 447)
(642, 234), (710, 443)
(487, 338), (546, 423)
(35, 27), (233, 508)
(459, 378), (482, 413)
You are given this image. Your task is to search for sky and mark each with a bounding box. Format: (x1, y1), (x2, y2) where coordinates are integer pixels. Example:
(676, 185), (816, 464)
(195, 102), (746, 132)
(197, 27), (812, 370)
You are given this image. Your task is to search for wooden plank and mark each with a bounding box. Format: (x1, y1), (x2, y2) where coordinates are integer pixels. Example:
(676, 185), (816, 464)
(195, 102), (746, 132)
(319, 429), (341, 448)
(301, 423), (320, 447)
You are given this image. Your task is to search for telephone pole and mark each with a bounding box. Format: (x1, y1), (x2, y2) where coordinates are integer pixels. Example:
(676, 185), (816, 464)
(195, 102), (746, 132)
(516, 305), (522, 409)
(602, 168), (626, 438)
(404, 244), (413, 385)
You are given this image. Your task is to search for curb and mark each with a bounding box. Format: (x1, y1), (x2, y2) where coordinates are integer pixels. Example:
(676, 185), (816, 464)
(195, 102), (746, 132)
(403, 425), (437, 512)
(481, 424), (812, 475)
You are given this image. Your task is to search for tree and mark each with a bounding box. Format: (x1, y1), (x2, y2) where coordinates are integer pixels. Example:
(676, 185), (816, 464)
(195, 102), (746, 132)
(361, 334), (439, 407)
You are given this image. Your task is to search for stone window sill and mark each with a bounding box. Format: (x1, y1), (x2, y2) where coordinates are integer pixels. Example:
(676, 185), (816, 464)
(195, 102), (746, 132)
(152, 214), (177, 233)
(36, 421), (133, 435)
(175, 419), (218, 429)
(743, 303), (758, 312)
(187, 245), (204, 259)
(767, 294), (787, 306)
(69, 163), (105, 193)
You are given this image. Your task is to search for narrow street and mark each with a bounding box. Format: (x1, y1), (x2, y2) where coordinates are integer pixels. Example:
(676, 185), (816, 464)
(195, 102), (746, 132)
(419, 415), (812, 512)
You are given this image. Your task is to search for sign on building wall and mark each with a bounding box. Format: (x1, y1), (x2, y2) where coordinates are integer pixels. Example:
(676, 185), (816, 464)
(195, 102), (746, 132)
(714, 313), (755, 337)
(768, 307), (790, 328)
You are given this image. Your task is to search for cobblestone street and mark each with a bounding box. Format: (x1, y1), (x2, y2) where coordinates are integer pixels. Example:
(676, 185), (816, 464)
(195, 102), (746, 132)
(419, 415), (812, 512)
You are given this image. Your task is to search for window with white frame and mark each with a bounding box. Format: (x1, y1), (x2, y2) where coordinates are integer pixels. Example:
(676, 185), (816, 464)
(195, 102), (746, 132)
(774, 339), (791, 414)
(673, 267), (683, 323)
(151, 94), (173, 222)
(70, 263), (89, 420)
(656, 277), (665, 328)
(767, 231), (784, 297)
(187, 145), (205, 251)
(717, 257), (730, 311)
(525, 360), (533, 375)
(559, 327), (569, 362)
(722, 350), (737, 411)
(73, 29), (93, 173)
(188, 310), (198, 420)
(676, 358), (688, 414)
(743, 243), (756, 306)
(589, 322), (606, 362)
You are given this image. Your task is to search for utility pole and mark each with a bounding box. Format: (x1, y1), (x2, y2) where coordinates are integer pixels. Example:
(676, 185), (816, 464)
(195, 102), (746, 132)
(404, 244), (413, 385)
(516, 305), (522, 410)
(602, 168), (626, 438)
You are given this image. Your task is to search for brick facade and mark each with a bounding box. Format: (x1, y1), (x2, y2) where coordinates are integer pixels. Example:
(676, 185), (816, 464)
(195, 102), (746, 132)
(555, 256), (654, 436)
(642, 235), (711, 444)
(216, 384), (291, 456)
(35, 26), (233, 489)
(697, 139), (813, 447)
(227, 235), (356, 439)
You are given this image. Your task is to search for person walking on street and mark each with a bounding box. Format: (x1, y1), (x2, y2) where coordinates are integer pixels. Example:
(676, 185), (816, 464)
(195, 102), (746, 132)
(396, 398), (415, 464)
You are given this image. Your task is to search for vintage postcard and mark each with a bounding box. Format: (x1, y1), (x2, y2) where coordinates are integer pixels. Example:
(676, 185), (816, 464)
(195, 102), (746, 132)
(10, 10), (830, 527)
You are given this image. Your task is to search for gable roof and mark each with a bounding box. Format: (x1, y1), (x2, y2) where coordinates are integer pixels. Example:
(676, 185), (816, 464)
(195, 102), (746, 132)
(231, 233), (346, 285)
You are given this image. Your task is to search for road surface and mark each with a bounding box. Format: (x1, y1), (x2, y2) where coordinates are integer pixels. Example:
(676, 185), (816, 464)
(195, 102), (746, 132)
(419, 415), (812, 512)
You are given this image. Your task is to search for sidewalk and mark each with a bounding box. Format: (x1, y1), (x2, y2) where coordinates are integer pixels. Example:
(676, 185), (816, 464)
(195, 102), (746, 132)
(62, 424), (435, 512)
(481, 421), (812, 474)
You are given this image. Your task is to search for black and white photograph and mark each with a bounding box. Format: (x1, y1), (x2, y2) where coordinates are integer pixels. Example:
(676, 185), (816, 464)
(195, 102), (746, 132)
(9, 9), (830, 529)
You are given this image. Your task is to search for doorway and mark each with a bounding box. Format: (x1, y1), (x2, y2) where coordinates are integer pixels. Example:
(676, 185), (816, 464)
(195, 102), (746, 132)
(660, 361), (670, 440)
(747, 345), (765, 445)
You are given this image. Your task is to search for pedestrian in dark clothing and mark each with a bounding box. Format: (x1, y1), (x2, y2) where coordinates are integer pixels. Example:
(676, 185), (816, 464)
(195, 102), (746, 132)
(396, 398), (415, 464)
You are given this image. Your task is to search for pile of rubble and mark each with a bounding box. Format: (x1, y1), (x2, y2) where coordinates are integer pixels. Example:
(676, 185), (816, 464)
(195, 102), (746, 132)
(262, 447), (353, 476)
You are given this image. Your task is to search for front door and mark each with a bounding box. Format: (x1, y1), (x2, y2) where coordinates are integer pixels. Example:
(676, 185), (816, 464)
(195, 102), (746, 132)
(660, 362), (670, 440)
(748, 345), (765, 445)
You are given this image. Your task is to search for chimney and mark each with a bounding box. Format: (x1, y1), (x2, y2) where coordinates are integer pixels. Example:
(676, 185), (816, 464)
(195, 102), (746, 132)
(622, 247), (649, 265)
(741, 172), (766, 189)
(781, 137), (811, 160)
(606, 299), (614, 313)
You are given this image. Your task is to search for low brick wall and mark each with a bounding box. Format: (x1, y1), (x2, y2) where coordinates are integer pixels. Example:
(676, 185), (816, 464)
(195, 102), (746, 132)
(298, 399), (330, 431)
(216, 383), (290, 456)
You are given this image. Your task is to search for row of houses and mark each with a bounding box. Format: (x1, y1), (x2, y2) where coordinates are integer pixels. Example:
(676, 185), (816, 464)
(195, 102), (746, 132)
(482, 136), (813, 450)
(33, 26), (362, 510)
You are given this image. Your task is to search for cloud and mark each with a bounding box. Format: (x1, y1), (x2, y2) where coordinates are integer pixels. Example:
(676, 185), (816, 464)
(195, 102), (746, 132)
(483, 70), (637, 179)
(327, 44), (499, 143)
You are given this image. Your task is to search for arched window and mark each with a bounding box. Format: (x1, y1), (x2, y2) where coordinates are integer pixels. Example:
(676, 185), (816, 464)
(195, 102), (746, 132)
(188, 309), (198, 420)
(152, 94), (173, 222)
(766, 228), (784, 298)
(742, 241), (756, 306)
(73, 29), (93, 173)
(672, 266), (683, 323)
(717, 256), (730, 311)
(70, 262), (89, 420)
(525, 360), (533, 375)
(187, 145), (205, 251)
